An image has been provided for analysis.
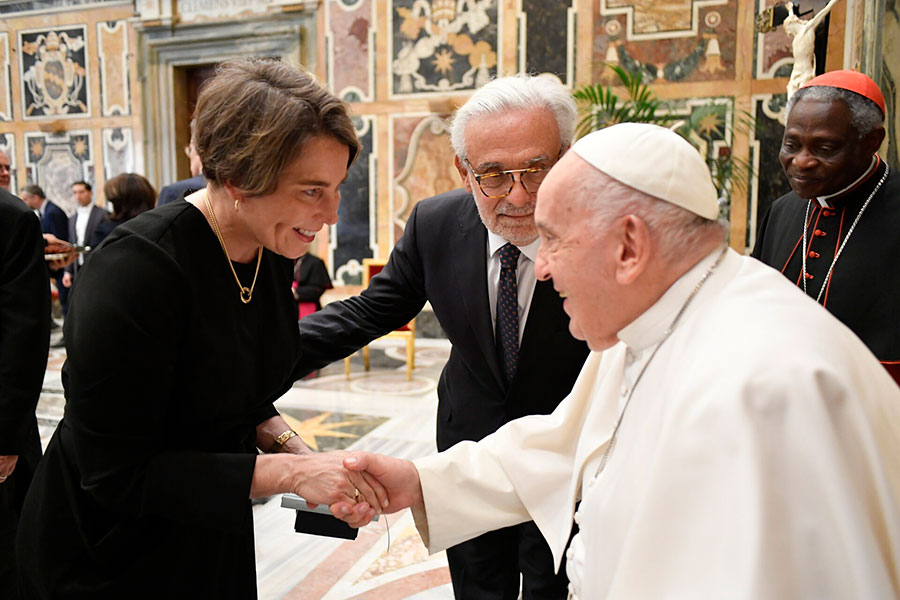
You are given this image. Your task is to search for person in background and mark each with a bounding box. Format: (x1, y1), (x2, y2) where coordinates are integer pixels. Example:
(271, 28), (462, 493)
(292, 251), (333, 320)
(157, 125), (206, 207)
(20, 185), (69, 324)
(90, 173), (156, 248)
(0, 150), (11, 191)
(337, 123), (900, 599)
(15, 58), (385, 599)
(0, 186), (51, 600)
(752, 70), (900, 385)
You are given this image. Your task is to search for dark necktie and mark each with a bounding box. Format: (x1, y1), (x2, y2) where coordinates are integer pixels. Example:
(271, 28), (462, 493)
(495, 243), (521, 385)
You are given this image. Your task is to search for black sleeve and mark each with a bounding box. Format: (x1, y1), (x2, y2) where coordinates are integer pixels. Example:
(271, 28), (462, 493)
(0, 206), (50, 454)
(48, 206), (69, 242)
(62, 236), (255, 530)
(750, 205), (772, 260)
(293, 204), (428, 376)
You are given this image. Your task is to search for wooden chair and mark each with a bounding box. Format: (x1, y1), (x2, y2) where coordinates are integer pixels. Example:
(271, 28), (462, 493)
(344, 259), (416, 380)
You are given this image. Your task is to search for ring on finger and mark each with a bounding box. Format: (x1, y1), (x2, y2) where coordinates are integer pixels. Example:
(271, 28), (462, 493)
(353, 488), (360, 501)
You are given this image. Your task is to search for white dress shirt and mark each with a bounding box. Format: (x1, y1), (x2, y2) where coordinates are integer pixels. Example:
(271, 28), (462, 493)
(486, 231), (540, 344)
(75, 204), (93, 265)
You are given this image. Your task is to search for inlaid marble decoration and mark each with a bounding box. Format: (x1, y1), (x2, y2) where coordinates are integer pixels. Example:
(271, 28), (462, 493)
(97, 20), (130, 117)
(19, 26), (89, 119)
(747, 93), (790, 249)
(327, 0), (375, 102)
(331, 115), (375, 286)
(390, 0), (500, 97)
(102, 127), (133, 180)
(665, 97), (736, 215)
(518, 0), (576, 85)
(593, 0), (734, 83)
(0, 0), (123, 15)
(391, 113), (458, 244)
(754, 0), (831, 79)
(0, 133), (17, 192)
(25, 130), (93, 214)
(277, 408), (388, 452)
(0, 34), (12, 121)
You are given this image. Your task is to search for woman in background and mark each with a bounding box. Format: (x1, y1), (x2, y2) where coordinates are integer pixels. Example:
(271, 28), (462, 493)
(89, 173), (156, 248)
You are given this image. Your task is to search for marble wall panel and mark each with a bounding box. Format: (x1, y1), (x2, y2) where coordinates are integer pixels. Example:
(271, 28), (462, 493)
(327, 0), (375, 102)
(390, 0), (499, 96)
(0, 0), (122, 15)
(0, 134), (18, 191)
(883, 1), (899, 171)
(519, 0), (576, 85)
(593, 0), (735, 83)
(25, 130), (94, 214)
(19, 25), (90, 119)
(102, 126), (133, 179)
(331, 115), (376, 286)
(177, 0), (267, 22)
(0, 34), (12, 121)
(391, 113), (457, 243)
(747, 93), (789, 249)
(97, 20), (130, 116)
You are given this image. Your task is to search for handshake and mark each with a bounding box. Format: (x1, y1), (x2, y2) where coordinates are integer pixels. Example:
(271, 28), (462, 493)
(252, 450), (423, 529)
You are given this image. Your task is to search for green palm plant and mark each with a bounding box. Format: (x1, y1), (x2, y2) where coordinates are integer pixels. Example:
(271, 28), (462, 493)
(572, 64), (674, 137)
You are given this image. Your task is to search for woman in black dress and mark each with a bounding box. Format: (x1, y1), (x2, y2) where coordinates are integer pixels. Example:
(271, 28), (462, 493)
(16, 58), (385, 599)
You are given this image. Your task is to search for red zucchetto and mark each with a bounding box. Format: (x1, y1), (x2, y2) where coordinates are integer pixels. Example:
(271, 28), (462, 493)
(800, 70), (886, 117)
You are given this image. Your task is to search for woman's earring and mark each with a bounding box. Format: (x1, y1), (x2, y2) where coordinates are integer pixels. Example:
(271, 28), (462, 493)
(234, 198), (240, 212)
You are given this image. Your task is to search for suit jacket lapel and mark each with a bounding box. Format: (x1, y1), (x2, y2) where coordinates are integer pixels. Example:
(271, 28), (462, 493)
(451, 195), (505, 389)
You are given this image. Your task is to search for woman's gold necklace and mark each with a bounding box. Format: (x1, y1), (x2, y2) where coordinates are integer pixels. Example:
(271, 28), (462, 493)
(203, 191), (262, 304)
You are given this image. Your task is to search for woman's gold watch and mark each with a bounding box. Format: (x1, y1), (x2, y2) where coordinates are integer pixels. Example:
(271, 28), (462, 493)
(270, 429), (298, 452)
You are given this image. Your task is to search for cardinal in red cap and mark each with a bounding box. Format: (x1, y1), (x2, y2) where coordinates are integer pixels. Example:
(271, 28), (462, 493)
(752, 69), (900, 385)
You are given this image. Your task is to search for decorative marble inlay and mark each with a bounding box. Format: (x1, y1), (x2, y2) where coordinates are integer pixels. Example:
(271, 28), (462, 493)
(601, 0), (729, 38)
(97, 20), (130, 116)
(0, 34), (12, 121)
(102, 127), (133, 180)
(391, 114), (457, 243)
(390, 0), (499, 96)
(19, 26), (90, 119)
(25, 130), (93, 214)
(277, 408), (388, 452)
(327, 0), (375, 102)
(593, 0), (736, 83)
(331, 115), (375, 286)
(518, 0), (576, 85)
(747, 93), (790, 249)
(0, 134), (17, 192)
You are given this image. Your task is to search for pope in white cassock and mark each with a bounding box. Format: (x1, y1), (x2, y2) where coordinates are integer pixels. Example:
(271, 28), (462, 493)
(335, 123), (900, 599)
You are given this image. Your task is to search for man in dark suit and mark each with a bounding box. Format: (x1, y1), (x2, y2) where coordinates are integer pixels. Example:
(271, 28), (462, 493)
(58, 181), (105, 347)
(0, 186), (51, 599)
(295, 75), (589, 600)
(20, 185), (70, 318)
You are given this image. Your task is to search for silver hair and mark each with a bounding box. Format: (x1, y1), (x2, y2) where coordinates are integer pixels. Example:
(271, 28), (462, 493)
(786, 86), (884, 137)
(578, 169), (726, 261)
(450, 74), (577, 160)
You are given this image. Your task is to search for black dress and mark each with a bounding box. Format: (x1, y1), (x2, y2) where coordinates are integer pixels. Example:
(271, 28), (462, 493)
(752, 160), (900, 382)
(16, 201), (302, 599)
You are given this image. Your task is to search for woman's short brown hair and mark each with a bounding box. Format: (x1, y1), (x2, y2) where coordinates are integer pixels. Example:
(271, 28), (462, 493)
(104, 173), (156, 221)
(194, 58), (359, 196)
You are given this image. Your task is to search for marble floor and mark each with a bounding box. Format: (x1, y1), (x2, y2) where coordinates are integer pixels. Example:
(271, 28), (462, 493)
(37, 328), (455, 600)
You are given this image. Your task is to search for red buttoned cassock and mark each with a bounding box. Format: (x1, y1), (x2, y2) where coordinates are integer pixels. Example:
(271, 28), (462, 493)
(753, 158), (900, 385)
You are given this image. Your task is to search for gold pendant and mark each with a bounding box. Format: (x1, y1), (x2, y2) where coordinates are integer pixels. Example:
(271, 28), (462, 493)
(240, 287), (252, 304)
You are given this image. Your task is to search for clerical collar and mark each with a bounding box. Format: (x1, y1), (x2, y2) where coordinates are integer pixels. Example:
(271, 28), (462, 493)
(617, 246), (730, 353)
(815, 155), (879, 208)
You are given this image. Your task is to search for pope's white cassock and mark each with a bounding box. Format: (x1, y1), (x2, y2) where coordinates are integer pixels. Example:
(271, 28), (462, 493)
(412, 248), (900, 599)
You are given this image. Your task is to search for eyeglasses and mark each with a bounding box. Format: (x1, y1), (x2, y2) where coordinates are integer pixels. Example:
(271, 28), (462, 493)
(464, 157), (556, 199)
